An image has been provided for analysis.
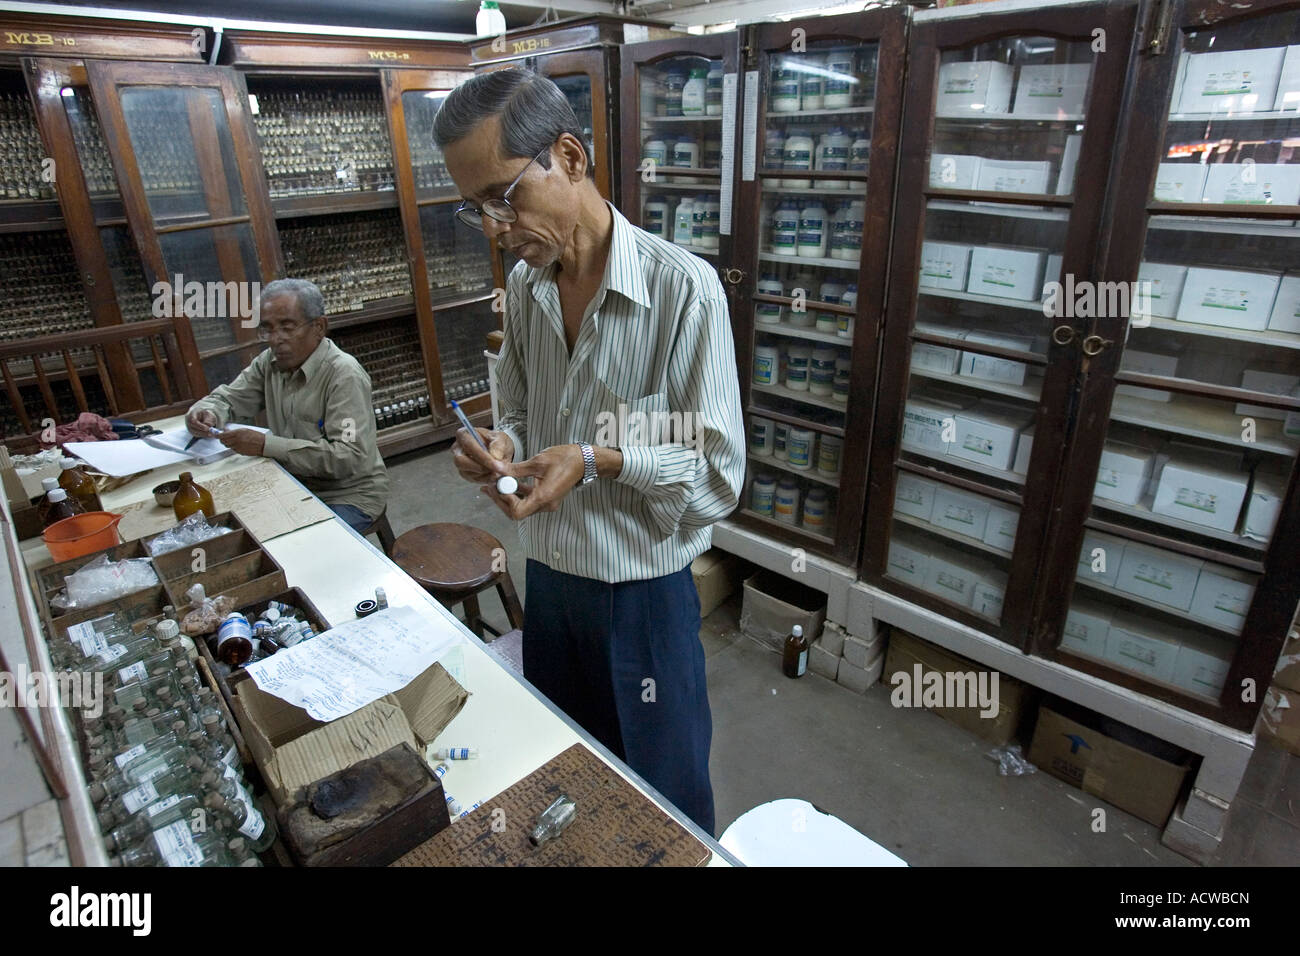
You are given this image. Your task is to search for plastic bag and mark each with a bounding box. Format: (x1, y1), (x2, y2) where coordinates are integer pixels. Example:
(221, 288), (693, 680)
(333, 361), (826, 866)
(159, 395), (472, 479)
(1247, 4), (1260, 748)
(180, 583), (235, 637)
(63, 554), (159, 608)
(146, 512), (233, 557)
(986, 744), (1037, 777)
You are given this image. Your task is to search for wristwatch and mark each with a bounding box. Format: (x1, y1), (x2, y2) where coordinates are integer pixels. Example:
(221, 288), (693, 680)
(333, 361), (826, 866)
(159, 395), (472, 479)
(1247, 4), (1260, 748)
(577, 441), (597, 485)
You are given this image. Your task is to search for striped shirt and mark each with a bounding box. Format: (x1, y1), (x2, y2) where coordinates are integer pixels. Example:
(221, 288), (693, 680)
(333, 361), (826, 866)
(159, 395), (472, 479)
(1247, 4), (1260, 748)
(495, 201), (746, 583)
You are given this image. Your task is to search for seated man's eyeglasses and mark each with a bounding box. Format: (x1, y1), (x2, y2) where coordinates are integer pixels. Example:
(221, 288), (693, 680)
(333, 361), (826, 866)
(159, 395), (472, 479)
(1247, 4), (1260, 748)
(454, 147), (549, 231)
(256, 319), (309, 341)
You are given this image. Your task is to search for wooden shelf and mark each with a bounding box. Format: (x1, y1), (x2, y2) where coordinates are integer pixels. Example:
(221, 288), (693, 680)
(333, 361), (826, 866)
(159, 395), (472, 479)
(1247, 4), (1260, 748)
(766, 106), (873, 119)
(641, 114), (723, 122)
(928, 199), (1069, 221)
(893, 511), (1013, 560)
(1090, 493), (1267, 554)
(1109, 392), (1300, 457)
(737, 507), (836, 546)
(0, 199), (64, 233)
(271, 190), (400, 218)
(935, 112), (1085, 124)
(745, 404), (845, 438)
(669, 241), (719, 257)
(902, 445), (1027, 488)
(752, 381), (848, 413)
(759, 184), (868, 196)
(328, 295), (417, 331)
(1072, 573), (1243, 638)
(1141, 316), (1300, 351)
(759, 252), (860, 272)
(910, 366), (1043, 404)
(1147, 215), (1299, 238)
(650, 181), (722, 191)
(753, 322), (848, 346)
(1167, 109), (1299, 122)
(748, 452), (840, 488)
(919, 286), (1050, 314)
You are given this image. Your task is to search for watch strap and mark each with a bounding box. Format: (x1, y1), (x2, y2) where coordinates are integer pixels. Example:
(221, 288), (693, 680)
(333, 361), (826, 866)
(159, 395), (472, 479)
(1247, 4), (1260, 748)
(578, 441), (597, 485)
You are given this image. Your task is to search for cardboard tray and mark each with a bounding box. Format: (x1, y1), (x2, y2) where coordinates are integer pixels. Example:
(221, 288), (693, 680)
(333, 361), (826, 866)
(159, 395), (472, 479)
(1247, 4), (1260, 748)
(161, 551), (287, 611)
(139, 510), (253, 557)
(151, 529), (262, 581)
(207, 588), (333, 702)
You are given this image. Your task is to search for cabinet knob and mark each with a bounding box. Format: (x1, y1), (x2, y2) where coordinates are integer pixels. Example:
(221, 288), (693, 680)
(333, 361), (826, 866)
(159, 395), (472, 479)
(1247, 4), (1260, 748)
(1051, 325), (1075, 346)
(1081, 335), (1113, 356)
(722, 267), (745, 287)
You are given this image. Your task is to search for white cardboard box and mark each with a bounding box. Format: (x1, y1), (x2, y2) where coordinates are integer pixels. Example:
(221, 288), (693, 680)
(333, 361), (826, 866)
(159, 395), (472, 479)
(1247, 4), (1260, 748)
(1202, 163), (1300, 206)
(918, 242), (972, 291)
(974, 158), (1052, 194)
(1188, 564), (1255, 634)
(1076, 530), (1128, 589)
(1275, 46), (1300, 112)
(1115, 542), (1204, 612)
(929, 153), (983, 190)
(1152, 448), (1249, 534)
(902, 392), (971, 456)
(1094, 440), (1156, 506)
(921, 547), (982, 608)
(1267, 276), (1300, 334)
(887, 534), (930, 587)
(983, 504), (1020, 553)
(1176, 46), (1288, 115)
(1234, 369), (1300, 421)
(1105, 612), (1182, 684)
(950, 401), (1034, 473)
(1056, 133), (1083, 195)
(1153, 163), (1208, 203)
(912, 321), (967, 375)
(1244, 467), (1287, 543)
(1176, 267), (1281, 332)
(936, 61), (1014, 116)
(959, 330), (1032, 387)
(1116, 347), (1179, 403)
(1062, 598), (1113, 659)
(1013, 63), (1092, 117)
(972, 570), (1007, 621)
(931, 486), (992, 541)
(1171, 632), (1234, 698)
(966, 246), (1047, 302)
(894, 473), (939, 522)
(1134, 262), (1188, 320)
(1013, 424), (1035, 476)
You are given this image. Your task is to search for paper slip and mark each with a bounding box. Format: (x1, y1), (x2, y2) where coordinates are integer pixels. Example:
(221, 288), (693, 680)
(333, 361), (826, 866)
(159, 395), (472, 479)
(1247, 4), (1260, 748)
(244, 605), (461, 722)
(64, 425), (267, 477)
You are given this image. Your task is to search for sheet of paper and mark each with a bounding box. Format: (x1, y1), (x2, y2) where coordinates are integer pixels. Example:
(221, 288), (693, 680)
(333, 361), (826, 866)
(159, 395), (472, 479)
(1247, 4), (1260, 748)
(244, 605), (460, 721)
(142, 425), (267, 465)
(62, 438), (191, 478)
(721, 72), (737, 235)
(742, 70), (759, 181)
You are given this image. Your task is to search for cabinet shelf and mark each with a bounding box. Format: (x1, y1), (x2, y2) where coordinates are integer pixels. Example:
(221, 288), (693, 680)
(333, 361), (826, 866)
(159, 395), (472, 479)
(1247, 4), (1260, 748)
(759, 252), (860, 271)
(894, 511), (1013, 560)
(1167, 109), (1300, 123)
(1090, 494), (1268, 556)
(752, 381), (848, 412)
(919, 286), (1051, 314)
(1142, 317), (1300, 351)
(745, 404), (845, 438)
(901, 446), (1027, 488)
(766, 106), (873, 119)
(760, 184), (869, 196)
(1109, 392), (1300, 457)
(928, 199), (1069, 221)
(327, 295), (417, 331)
(754, 323), (848, 346)
(642, 115), (723, 122)
(749, 452), (840, 488)
(910, 366), (1043, 404)
(1072, 573), (1243, 638)
(271, 190), (399, 218)
(737, 507), (836, 546)
(1147, 215), (1300, 238)
(0, 199), (65, 233)
(651, 182), (722, 191)
(934, 113), (1085, 124)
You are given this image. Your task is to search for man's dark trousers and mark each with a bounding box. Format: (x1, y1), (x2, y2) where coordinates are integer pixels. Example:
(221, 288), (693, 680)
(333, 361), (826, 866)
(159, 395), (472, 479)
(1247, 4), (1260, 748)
(522, 558), (715, 835)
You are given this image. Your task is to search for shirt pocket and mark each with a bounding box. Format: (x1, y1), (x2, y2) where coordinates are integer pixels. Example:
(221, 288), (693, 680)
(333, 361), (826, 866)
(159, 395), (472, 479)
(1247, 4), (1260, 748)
(591, 377), (671, 450)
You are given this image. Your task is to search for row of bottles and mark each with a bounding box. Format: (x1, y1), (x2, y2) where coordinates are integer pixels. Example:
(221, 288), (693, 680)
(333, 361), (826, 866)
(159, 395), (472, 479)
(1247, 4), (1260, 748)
(762, 197), (866, 261)
(60, 613), (274, 865)
(750, 472), (835, 532)
(641, 60), (725, 118)
(644, 194), (721, 251)
(769, 48), (876, 112)
(374, 395), (431, 430)
(38, 458), (101, 529)
(763, 127), (870, 182)
(641, 134), (724, 176)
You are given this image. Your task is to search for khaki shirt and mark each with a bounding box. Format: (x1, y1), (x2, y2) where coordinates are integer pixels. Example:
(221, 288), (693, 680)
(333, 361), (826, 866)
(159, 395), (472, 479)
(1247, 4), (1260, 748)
(191, 337), (389, 520)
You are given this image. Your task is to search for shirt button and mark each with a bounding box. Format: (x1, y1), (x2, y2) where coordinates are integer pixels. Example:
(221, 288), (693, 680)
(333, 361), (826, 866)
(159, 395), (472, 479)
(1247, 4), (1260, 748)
(552, 550), (561, 561)
(561, 408), (570, 417)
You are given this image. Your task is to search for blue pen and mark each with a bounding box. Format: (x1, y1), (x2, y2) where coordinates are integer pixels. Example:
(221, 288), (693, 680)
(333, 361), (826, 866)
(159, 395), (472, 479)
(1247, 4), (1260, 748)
(452, 401), (517, 496)
(317, 418), (325, 437)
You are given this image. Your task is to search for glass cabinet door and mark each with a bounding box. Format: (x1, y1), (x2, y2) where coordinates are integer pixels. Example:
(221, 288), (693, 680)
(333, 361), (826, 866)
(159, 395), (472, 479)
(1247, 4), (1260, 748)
(1053, 4), (1300, 725)
(865, 3), (1137, 639)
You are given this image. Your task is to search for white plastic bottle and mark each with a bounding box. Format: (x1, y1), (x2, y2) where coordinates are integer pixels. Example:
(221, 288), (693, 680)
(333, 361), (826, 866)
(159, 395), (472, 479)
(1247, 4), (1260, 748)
(706, 62), (724, 116)
(838, 284), (857, 340)
(849, 130), (871, 172)
(702, 195), (721, 250)
(758, 198), (775, 252)
(642, 137), (668, 168)
(782, 128), (814, 188)
(673, 134), (700, 184)
(475, 0), (507, 37)
(810, 346), (838, 396)
(691, 194), (707, 248)
(672, 197), (695, 245)
(681, 66), (707, 116)
(771, 62), (801, 112)
(824, 49), (855, 109)
(751, 474), (777, 516)
(763, 127), (786, 172)
(836, 199), (865, 262)
(756, 273), (784, 324)
(644, 195), (669, 238)
(786, 345), (812, 390)
(753, 344), (779, 386)
(817, 278), (847, 333)
(770, 199), (799, 257)
(797, 198), (828, 258)
(799, 55), (826, 110)
(815, 126), (852, 189)
(663, 70), (687, 116)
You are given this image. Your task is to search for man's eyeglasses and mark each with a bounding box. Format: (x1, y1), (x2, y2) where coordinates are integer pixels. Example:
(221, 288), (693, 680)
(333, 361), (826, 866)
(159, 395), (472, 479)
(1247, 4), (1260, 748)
(256, 320), (308, 342)
(454, 148), (549, 231)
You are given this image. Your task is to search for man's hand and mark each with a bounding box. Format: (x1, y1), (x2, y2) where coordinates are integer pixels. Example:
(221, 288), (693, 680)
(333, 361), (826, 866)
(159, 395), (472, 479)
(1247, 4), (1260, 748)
(452, 427), (514, 483)
(481, 443), (587, 520)
(185, 407), (219, 438)
(218, 428), (266, 457)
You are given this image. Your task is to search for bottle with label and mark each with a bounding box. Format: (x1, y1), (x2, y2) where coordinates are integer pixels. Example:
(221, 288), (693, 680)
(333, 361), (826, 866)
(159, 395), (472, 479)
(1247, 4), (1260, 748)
(800, 55), (826, 110)
(59, 457), (99, 511)
(817, 278), (847, 332)
(782, 129), (814, 188)
(105, 791), (212, 854)
(35, 476), (60, 525)
(774, 479), (800, 524)
(783, 624), (810, 678)
(773, 422), (790, 462)
(663, 71), (687, 116)
(653, 72), (668, 116)
(701, 196), (721, 250)
(763, 127), (786, 171)
(803, 489), (829, 531)
(818, 434), (844, 477)
(172, 472), (215, 521)
(681, 66), (707, 116)
(644, 195), (668, 239)
(751, 474), (777, 516)
(752, 344), (779, 386)
(771, 62), (801, 112)
(749, 416), (775, 456)
(756, 273), (784, 324)
(810, 346), (838, 396)
(770, 199), (799, 257)
(833, 356), (853, 403)
(787, 267), (814, 328)
(41, 488), (84, 528)
(815, 127), (852, 189)
(786, 345), (812, 390)
(849, 130), (871, 172)
(475, 0), (506, 37)
(706, 63), (724, 116)
(115, 820), (232, 868)
(787, 427), (815, 469)
(205, 792), (277, 852)
(112, 671), (184, 714)
(797, 198), (828, 258)
(96, 763), (204, 828)
(838, 283), (858, 340)
(690, 196), (707, 248)
(833, 199), (865, 262)
(673, 135), (700, 183)
(824, 50), (856, 109)
(215, 612), (254, 666)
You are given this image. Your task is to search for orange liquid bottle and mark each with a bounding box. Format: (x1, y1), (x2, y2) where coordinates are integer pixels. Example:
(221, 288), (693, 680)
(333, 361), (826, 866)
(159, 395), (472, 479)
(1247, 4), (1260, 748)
(59, 457), (99, 511)
(172, 472), (215, 521)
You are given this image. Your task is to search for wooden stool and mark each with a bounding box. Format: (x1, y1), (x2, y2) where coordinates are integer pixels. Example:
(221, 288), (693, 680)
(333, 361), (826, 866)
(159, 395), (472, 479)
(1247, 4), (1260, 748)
(361, 508), (397, 557)
(391, 523), (524, 640)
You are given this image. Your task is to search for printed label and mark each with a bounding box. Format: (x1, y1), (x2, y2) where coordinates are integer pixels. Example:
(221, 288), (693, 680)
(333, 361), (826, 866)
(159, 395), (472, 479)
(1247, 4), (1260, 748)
(114, 743), (147, 769)
(97, 644), (128, 664)
(117, 662), (147, 685)
(154, 820), (203, 867)
(121, 781), (160, 815)
(146, 794), (182, 818)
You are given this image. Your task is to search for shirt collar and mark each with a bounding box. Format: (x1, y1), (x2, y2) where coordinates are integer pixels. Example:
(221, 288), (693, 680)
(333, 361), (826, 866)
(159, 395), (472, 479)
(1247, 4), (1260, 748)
(283, 336), (332, 382)
(524, 201), (652, 311)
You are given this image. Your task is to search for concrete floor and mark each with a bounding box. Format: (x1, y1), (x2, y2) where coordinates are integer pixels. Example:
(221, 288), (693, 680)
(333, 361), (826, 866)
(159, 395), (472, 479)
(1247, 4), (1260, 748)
(381, 439), (1300, 866)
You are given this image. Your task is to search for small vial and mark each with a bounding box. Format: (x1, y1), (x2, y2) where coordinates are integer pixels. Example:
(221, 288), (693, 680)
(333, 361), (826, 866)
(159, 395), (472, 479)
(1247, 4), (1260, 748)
(444, 793), (462, 816)
(433, 762), (449, 780)
(458, 801), (483, 820)
(374, 587), (388, 610)
(433, 747), (479, 761)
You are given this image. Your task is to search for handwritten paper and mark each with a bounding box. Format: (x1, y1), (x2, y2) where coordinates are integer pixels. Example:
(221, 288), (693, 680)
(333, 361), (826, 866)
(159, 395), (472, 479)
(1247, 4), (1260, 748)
(244, 605), (460, 722)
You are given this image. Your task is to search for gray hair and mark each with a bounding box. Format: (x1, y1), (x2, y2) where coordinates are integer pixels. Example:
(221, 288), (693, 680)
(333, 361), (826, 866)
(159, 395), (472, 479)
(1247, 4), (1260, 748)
(433, 69), (594, 180)
(262, 278), (326, 326)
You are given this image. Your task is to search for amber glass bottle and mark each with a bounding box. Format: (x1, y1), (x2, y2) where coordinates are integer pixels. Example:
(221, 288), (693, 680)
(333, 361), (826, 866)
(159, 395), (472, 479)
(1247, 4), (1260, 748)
(42, 488), (84, 528)
(782, 624), (809, 679)
(172, 472), (215, 520)
(59, 457), (99, 510)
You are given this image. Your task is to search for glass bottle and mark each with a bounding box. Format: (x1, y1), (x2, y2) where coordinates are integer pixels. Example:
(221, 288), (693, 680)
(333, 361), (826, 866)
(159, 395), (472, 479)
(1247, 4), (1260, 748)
(41, 488), (83, 528)
(95, 763), (205, 827)
(114, 820), (232, 867)
(782, 624), (809, 679)
(172, 472), (215, 520)
(204, 791), (277, 852)
(104, 791), (213, 854)
(58, 457), (99, 511)
(35, 476), (59, 525)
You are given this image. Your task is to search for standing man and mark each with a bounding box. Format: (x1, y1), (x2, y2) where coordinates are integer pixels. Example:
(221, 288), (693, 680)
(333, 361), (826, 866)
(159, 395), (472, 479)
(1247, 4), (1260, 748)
(436, 69), (745, 834)
(184, 278), (389, 532)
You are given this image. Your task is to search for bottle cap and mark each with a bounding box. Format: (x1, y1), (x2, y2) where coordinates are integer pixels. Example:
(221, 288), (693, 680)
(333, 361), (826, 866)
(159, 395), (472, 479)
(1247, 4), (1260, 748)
(228, 837), (247, 854)
(132, 698), (149, 711)
(201, 770), (219, 786)
(60, 457), (79, 470)
(496, 475), (519, 495)
(41, 477), (58, 492)
(792, 625), (803, 637)
(96, 809), (115, 829)
(155, 619), (180, 641)
(47, 488), (68, 503)
(88, 782), (106, 803)
(171, 720), (188, 733)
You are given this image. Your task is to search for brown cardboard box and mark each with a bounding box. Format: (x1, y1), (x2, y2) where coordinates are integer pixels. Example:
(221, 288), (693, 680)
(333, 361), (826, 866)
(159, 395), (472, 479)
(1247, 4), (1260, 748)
(1029, 702), (1193, 826)
(739, 570), (826, 652)
(883, 629), (1029, 745)
(233, 661), (469, 806)
(691, 549), (744, 619)
(1258, 686), (1300, 756)
(1273, 631), (1300, 694)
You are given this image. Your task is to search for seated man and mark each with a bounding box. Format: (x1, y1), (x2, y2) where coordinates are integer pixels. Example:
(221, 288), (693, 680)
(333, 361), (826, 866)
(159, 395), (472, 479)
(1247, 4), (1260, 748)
(184, 278), (389, 532)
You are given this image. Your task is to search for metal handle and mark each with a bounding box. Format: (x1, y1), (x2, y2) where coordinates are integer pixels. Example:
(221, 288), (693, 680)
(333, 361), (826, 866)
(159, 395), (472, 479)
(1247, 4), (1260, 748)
(1081, 335), (1113, 356)
(1051, 325), (1076, 346)
(722, 267), (745, 287)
